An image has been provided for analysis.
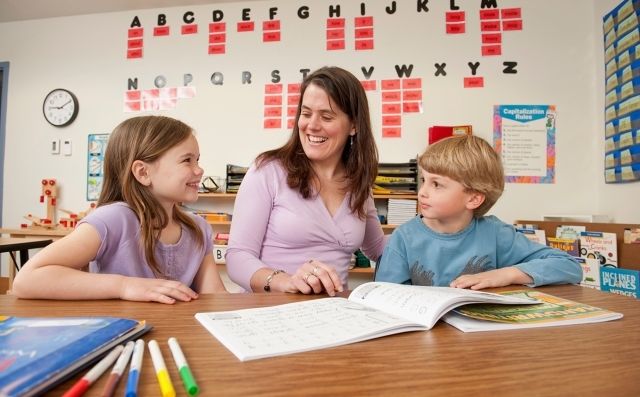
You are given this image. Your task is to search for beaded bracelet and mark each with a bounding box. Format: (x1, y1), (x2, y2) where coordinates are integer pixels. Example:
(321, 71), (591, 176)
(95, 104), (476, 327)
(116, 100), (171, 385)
(264, 269), (285, 292)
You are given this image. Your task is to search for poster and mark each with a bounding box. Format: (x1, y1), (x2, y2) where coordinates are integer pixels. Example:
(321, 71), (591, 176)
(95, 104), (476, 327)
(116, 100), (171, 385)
(87, 134), (109, 201)
(493, 105), (556, 184)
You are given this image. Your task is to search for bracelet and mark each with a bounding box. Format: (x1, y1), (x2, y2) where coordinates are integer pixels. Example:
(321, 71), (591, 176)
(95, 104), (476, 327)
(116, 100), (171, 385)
(264, 269), (285, 292)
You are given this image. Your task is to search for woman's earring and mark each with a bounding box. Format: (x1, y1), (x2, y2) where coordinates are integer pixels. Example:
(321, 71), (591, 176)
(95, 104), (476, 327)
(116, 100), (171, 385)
(350, 134), (354, 148)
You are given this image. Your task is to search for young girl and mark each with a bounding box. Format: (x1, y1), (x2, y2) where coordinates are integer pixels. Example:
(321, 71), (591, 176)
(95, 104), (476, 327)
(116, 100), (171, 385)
(13, 116), (227, 303)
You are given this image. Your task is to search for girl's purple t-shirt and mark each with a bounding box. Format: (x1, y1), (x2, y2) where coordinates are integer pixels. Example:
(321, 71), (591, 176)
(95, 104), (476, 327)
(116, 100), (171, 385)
(79, 202), (213, 288)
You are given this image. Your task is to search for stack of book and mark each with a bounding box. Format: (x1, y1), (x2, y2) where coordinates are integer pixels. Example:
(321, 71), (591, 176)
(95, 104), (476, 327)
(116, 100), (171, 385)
(225, 164), (249, 193)
(387, 198), (417, 225)
(375, 160), (418, 194)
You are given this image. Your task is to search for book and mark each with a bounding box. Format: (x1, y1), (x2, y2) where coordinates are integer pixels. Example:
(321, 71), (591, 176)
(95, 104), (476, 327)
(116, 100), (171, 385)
(577, 257), (601, 289)
(546, 236), (580, 257)
(442, 290), (623, 332)
(579, 231), (618, 267)
(600, 267), (639, 298)
(0, 316), (150, 397)
(195, 282), (538, 361)
(555, 225), (587, 239)
(516, 228), (546, 245)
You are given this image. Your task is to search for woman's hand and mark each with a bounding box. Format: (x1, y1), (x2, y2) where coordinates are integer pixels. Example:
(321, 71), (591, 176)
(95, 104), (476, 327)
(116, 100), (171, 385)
(290, 259), (344, 296)
(119, 277), (199, 304)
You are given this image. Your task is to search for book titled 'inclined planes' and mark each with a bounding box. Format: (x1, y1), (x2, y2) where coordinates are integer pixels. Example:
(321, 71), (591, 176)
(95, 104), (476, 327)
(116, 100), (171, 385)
(196, 282), (621, 361)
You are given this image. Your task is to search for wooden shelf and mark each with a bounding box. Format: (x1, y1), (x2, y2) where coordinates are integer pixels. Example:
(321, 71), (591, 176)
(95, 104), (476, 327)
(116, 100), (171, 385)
(198, 193), (417, 232)
(207, 220), (231, 226)
(348, 267), (374, 274)
(199, 193), (416, 199)
(517, 219), (640, 271)
(373, 193), (417, 199)
(198, 193), (237, 198)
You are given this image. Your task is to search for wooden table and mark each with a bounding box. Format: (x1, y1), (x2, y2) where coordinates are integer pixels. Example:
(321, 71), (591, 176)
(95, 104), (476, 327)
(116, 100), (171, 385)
(0, 227), (70, 240)
(1, 285), (639, 397)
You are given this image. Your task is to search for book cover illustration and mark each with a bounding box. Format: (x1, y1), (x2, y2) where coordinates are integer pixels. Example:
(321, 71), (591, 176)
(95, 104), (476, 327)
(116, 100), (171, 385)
(444, 290), (623, 332)
(600, 267), (639, 298)
(556, 225), (587, 240)
(579, 231), (618, 267)
(516, 228), (546, 245)
(0, 316), (141, 397)
(546, 237), (580, 257)
(577, 257), (601, 289)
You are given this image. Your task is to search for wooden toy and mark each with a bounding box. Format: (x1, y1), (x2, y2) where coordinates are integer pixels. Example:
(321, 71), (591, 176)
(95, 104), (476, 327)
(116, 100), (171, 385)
(58, 203), (96, 229)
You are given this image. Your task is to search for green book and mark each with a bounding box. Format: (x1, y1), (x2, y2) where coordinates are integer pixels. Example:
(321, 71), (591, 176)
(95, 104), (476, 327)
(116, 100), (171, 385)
(443, 290), (622, 332)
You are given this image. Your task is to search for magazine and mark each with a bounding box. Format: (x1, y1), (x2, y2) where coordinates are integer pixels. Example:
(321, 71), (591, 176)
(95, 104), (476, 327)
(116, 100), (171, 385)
(442, 290), (622, 332)
(195, 282), (538, 361)
(0, 316), (149, 397)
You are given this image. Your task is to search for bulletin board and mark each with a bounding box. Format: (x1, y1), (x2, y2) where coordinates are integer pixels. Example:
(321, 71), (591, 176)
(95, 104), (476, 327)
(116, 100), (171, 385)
(87, 134), (109, 201)
(603, 0), (640, 183)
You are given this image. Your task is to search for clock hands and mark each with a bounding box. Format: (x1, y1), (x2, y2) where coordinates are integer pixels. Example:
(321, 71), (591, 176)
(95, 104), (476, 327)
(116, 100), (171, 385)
(47, 100), (72, 110)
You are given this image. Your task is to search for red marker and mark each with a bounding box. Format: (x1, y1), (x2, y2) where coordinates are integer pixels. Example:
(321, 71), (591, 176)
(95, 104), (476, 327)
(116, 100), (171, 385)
(62, 345), (124, 397)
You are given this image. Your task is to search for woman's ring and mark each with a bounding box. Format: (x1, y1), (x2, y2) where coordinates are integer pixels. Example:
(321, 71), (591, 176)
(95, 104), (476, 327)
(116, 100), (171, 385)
(312, 266), (320, 276)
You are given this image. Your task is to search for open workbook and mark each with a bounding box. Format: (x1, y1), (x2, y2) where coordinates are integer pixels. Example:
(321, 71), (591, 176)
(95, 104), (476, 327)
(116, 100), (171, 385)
(195, 282), (540, 361)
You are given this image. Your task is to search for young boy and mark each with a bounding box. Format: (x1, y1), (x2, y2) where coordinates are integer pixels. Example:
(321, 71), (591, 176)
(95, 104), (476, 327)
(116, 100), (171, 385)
(375, 135), (582, 289)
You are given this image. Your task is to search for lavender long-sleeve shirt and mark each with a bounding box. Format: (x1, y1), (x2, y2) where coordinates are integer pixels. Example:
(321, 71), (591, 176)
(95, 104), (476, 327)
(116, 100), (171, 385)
(226, 160), (386, 291)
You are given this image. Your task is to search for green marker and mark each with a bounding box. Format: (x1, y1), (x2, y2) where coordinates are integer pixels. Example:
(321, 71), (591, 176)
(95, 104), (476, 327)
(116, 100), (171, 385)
(168, 337), (199, 396)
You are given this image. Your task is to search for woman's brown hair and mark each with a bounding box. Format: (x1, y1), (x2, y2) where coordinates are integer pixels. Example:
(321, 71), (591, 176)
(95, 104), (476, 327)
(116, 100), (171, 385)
(256, 66), (378, 219)
(98, 115), (204, 277)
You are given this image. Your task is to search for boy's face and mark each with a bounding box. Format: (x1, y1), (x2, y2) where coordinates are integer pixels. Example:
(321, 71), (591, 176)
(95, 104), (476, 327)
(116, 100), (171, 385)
(418, 169), (482, 231)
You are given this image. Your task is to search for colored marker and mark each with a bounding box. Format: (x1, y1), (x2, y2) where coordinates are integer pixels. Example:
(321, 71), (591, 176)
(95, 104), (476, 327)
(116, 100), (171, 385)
(62, 345), (124, 397)
(101, 340), (135, 397)
(148, 340), (176, 397)
(168, 337), (199, 396)
(125, 340), (145, 397)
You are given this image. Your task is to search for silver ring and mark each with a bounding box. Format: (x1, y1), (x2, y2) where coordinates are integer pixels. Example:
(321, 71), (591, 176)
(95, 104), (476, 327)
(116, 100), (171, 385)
(303, 272), (312, 283)
(312, 266), (320, 276)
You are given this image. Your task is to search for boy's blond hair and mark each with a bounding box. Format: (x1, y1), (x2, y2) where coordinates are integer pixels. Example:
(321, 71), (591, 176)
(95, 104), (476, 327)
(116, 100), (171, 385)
(419, 135), (504, 217)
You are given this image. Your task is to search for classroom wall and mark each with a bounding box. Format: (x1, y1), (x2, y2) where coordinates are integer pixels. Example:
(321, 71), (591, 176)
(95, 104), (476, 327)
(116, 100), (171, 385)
(0, 0), (637, 236)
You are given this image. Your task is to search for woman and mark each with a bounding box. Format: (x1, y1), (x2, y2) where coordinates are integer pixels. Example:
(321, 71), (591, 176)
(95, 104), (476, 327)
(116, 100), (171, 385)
(226, 66), (386, 295)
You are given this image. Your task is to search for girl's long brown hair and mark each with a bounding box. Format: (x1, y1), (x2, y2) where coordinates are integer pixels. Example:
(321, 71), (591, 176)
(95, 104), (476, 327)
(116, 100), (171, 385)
(98, 116), (203, 277)
(257, 66), (378, 219)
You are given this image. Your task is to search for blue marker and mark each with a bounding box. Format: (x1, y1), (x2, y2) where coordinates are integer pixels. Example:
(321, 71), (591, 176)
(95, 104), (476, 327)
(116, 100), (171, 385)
(125, 339), (145, 397)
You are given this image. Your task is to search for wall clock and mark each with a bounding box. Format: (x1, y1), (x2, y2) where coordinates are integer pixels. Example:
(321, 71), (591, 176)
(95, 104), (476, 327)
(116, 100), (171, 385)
(43, 88), (79, 127)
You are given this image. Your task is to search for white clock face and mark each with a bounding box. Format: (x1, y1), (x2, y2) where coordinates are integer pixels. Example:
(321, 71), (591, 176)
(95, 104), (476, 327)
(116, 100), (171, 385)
(43, 89), (78, 127)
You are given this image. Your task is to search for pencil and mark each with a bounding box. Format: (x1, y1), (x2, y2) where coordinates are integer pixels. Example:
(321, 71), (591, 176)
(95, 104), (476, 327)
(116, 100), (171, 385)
(168, 337), (199, 396)
(101, 340), (135, 397)
(62, 345), (124, 397)
(125, 339), (145, 397)
(148, 339), (176, 397)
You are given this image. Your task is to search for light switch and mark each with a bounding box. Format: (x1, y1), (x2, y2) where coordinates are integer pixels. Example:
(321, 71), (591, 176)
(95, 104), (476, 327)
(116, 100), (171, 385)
(62, 140), (72, 156)
(51, 139), (60, 154)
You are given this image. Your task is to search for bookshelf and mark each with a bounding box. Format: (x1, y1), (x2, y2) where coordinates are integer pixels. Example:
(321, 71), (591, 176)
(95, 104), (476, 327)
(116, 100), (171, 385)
(517, 220), (640, 271)
(196, 192), (417, 234)
(196, 192), (416, 276)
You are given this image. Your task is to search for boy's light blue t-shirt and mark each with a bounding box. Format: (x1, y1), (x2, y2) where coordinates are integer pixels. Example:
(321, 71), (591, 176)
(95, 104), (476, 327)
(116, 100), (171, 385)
(79, 202), (213, 290)
(375, 215), (582, 287)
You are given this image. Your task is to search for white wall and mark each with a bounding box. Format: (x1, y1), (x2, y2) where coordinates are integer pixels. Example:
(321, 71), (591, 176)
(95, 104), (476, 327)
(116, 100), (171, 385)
(0, 0), (638, 235)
